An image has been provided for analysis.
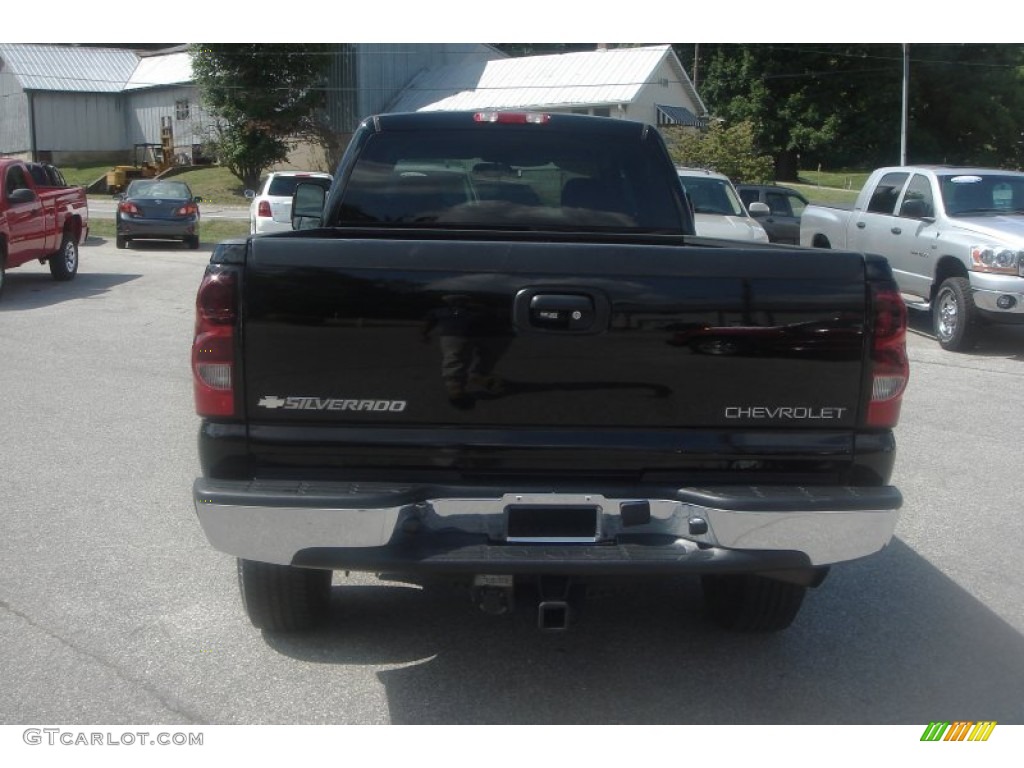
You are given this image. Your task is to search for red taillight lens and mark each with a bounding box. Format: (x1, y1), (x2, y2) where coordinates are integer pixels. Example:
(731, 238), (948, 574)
(867, 288), (909, 428)
(257, 201), (272, 217)
(175, 203), (198, 216)
(118, 201), (140, 215)
(193, 271), (237, 417)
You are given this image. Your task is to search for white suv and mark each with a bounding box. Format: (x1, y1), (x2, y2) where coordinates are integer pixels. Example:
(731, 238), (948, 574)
(246, 171), (333, 235)
(676, 168), (770, 243)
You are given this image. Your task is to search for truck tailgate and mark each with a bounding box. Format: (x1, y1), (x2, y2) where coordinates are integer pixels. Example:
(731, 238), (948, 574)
(242, 235), (868, 437)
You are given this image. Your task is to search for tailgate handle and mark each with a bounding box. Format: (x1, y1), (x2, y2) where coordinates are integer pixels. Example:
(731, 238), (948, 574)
(514, 290), (608, 334)
(530, 294), (594, 330)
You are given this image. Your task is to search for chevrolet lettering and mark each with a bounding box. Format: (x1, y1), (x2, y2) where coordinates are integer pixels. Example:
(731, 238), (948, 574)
(725, 406), (849, 420)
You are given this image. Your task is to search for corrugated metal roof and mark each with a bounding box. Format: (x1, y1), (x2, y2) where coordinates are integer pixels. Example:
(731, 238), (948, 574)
(125, 52), (194, 90)
(0, 44), (139, 92)
(388, 45), (703, 114)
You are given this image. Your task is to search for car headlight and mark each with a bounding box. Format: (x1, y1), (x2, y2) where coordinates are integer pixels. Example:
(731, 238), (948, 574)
(970, 246), (1024, 276)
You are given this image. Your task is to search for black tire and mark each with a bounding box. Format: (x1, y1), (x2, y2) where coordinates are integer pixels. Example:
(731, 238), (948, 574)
(237, 558), (332, 632)
(186, 235), (200, 250)
(116, 235), (127, 249)
(701, 574), (806, 632)
(49, 229), (79, 281)
(933, 276), (978, 352)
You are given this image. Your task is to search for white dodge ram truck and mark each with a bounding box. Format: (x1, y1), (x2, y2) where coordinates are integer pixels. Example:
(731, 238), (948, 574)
(801, 165), (1024, 351)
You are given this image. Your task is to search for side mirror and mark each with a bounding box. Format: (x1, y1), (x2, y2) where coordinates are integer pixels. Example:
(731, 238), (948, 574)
(900, 199), (934, 220)
(8, 188), (38, 204)
(193, 195), (204, 204)
(747, 201), (770, 217)
(292, 183), (326, 230)
(244, 189), (256, 200)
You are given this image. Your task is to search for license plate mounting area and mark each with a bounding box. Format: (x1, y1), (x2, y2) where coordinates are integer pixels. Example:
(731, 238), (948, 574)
(505, 505), (600, 543)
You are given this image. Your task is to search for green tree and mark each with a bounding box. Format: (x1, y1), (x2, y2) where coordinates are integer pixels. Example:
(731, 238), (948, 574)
(903, 45), (1024, 167)
(679, 44), (1024, 178)
(681, 44), (889, 180)
(662, 120), (774, 183)
(190, 44), (332, 189)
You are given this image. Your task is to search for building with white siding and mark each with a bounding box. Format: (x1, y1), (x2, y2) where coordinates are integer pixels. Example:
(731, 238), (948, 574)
(0, 43), (506, 167)
(0, 44), (215, 164)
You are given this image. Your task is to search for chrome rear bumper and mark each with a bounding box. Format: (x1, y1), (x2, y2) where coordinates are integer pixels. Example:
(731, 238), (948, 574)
(194, 479), (901, 572)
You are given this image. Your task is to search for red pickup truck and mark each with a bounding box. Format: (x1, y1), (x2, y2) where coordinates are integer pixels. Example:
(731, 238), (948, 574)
(0, 158), (89, 299)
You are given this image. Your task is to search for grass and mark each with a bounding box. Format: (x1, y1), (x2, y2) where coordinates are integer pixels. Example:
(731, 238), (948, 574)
(88, 218), (250, 243)
(162, 165), (252, 205)
(61, 164), (115, 189)
(797, 169), (872, 192)
(75, 163), (251, 206)
(789, 183), (860, 207)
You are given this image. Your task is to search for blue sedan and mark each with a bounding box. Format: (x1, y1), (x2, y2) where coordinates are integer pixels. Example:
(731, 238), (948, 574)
(115, 179), (201, 249)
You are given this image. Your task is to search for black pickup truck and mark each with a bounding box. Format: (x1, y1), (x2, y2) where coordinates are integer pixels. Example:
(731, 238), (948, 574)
(191, 111), (908, 633)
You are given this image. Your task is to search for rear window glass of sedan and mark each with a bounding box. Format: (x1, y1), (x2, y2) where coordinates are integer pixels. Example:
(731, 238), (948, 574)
(267, 175), (332, 197)
(127, 181), (192, 199)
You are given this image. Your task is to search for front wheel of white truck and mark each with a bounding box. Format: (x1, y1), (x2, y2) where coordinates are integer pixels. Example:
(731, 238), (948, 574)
(933, 276), (979, 352)
(237, 559), (332, 632)
(701, 574), (807, 632)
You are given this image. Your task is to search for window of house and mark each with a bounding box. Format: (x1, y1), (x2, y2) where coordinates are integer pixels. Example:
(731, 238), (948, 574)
(175, 100), (191, 121)
(592, 107), (611, 117)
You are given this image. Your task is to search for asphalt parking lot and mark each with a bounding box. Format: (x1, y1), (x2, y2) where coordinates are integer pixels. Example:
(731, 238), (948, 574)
(1, 236), (1022, 730)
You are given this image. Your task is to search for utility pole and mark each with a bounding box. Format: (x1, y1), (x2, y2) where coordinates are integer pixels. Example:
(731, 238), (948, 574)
(900, 43), (909, 165)
(693, 43), (700, 90)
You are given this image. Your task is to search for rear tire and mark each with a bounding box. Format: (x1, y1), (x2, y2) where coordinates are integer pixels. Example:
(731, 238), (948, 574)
(933, 276), (978, 352)
(116, 235), (127, 249)
(49, 229), (79, 281)
(237, 559), (332, 632)
(701, 574), (806, 632)
(186, 235), (200, 250)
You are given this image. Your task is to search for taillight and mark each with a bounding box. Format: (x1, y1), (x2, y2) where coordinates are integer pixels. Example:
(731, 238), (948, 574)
(867, 287), (909, 428)
(175, 202), (198, 216)
(257, 201), (272, 217)
(192, 270), (237, 417)
(119, 201), (140, 215)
